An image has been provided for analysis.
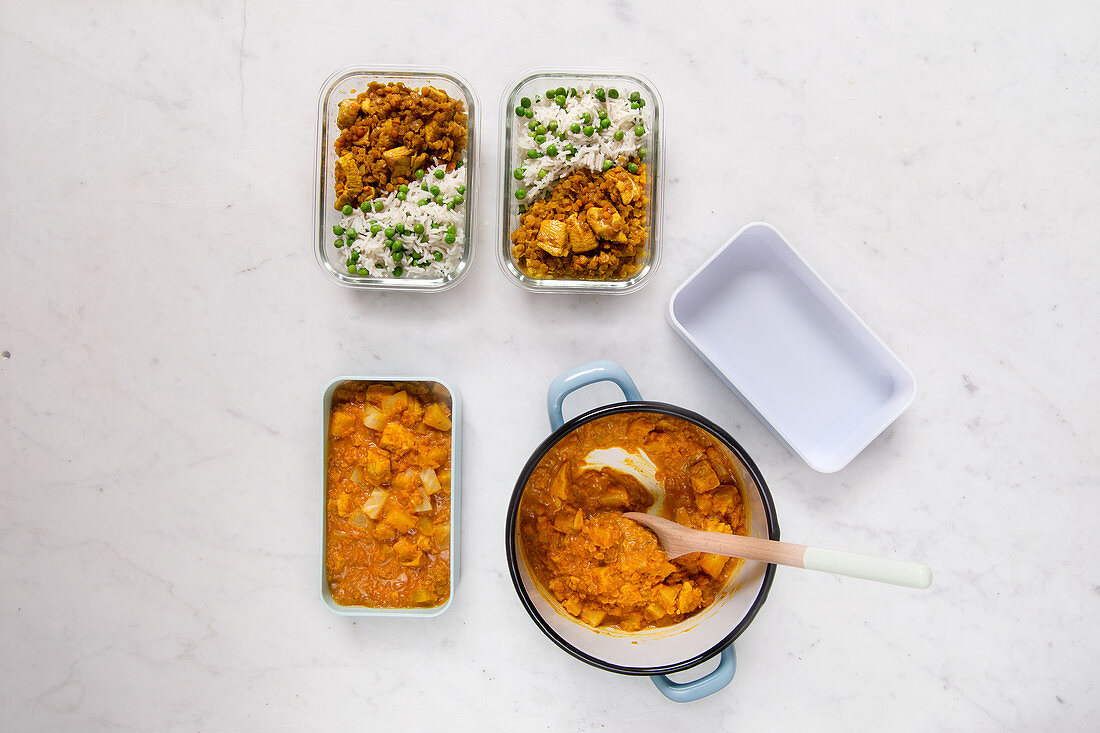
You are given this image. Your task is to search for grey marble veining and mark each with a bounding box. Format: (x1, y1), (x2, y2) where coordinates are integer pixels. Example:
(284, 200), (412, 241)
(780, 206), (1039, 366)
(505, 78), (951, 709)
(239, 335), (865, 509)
(1, 0), (1098, 730)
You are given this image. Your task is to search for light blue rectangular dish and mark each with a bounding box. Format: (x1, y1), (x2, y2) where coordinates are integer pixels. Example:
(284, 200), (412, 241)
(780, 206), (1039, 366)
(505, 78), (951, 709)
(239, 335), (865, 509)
(668, 223), (916, 473)
(320, 376), (461, 617)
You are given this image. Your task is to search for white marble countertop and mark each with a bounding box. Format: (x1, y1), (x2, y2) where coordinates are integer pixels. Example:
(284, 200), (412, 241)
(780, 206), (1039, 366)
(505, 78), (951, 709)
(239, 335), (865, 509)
(3, 1), (1098, 730)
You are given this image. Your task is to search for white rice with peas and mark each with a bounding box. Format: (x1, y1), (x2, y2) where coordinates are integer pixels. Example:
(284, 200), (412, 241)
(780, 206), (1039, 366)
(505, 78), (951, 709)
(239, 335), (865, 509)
(335, 162), (467, 279)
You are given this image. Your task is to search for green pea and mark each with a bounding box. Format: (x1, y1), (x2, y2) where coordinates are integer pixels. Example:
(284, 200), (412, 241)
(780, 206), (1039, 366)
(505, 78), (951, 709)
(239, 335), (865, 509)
(385, 227), (395, 238)
(535, 134), (546, 144)
(598, 110), (607, 119)
(434, 169), (445, 179)
(514, 167), (526, 180)
(537, 168), (548, 180)
(629, 91), (640, 101)
(373, 201), (384, 212)
(334, 238), (344, 248)
(602, 161), (614, 172)
(515, 106), (526, 117)
(444, 233), (456, 244)
(546, 144), (557, 157)
(428, 185), (438, 195)
(349, 251), (360, 263)
(419, 199), (430, 206)
(370, 224), (382, 234)
(525, 108), (534, 118)
(393, 266), (404, 276)
(595, 88), (605, 101)
(456, 160), (464, 168)
(413, 223), (425, 234)
(600, 118), (611, 129)
(634, 125), (645, 136)
(360, 202), (370, 213)
(613, 130), (624, 141)
(333, 224), (344, 236)
(395, 223), (406, 234)
(515, 188), (527, 199)
(630, 101), (640, 109)
(434, 195), (444, 205)
(546, 88), (557, 99)
(421, 182), (430, 191)
(394, 251), (404, 262)
(434, 251), (443, 261)
(555, 86), (566, 97)
(583, 125), (594, 136)
(570, 123), (581, 133)
(414, 169), (425, 180)
(396, 192), (406, 201)
(398, 184), (409, 193)
(528, 120), (538, 131)
(341, 205), (353, 215)
(357, 267), (369, 275)
(638, 146), (648, 159)
(570, 87), (579, 97)
(521, 96), (532, 108)
(608, 88), (619, 98)
(347, 264), (356, 273)
(457, 184), (466, 194)
(447, 224), (457, 234)
(536, 124), (547, 135)
(446, 202), (455, 210)
(627, 163), (639, 174)
(547, 121), (558, 132)
(346, 228), (357, 240)
(453, 194), (464, 205)
(526, 150), (541, 159)
(581, 112), (592, 124)
(555, 94), (567, 108)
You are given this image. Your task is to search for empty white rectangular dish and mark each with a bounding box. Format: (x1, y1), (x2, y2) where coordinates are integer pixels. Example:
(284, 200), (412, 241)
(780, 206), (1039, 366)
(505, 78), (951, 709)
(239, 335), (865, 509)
(667, 222), (916, 473)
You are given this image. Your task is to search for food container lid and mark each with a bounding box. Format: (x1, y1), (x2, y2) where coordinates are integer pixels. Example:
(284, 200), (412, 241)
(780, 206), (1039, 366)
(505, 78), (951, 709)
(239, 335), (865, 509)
(667, 222), (916, 473)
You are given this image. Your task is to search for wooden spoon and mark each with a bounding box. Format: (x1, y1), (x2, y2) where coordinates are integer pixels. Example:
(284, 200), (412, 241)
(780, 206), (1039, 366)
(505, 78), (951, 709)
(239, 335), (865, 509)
(624, 512), (933, 589)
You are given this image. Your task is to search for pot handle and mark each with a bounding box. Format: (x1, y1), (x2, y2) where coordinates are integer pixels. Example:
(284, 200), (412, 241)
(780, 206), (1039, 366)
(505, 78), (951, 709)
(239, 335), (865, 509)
(547, 360), (642, 430)
(651, 647), (736, 703)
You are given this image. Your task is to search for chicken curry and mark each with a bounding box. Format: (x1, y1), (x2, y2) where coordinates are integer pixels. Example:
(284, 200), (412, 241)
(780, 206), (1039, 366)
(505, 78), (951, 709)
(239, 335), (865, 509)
(325, 382), (453, 608)
(509, 164), (648, 281)
(518, 412), (748, 631)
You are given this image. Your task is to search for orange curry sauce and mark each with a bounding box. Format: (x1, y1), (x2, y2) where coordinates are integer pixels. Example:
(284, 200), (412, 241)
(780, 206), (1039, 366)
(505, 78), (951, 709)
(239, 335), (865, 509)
(518, 412), (747, 631)
(325, 382), (452, 608)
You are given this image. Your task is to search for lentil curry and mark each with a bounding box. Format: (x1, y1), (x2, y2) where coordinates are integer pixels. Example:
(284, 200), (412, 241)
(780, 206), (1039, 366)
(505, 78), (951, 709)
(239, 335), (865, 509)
(510, 164), (648, 280)
(333, 82), (468, 211)
(325, 382), (453, 608)
(518, 412), (748, 632)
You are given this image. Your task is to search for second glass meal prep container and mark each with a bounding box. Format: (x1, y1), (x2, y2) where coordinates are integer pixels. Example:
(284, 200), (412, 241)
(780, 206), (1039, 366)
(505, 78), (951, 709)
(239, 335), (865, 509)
(497, 68), (664, 295)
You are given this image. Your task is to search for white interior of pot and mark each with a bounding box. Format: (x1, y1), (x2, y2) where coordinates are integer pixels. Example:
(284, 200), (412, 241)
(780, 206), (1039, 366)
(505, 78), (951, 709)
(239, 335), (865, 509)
(514, 435), (773, 671)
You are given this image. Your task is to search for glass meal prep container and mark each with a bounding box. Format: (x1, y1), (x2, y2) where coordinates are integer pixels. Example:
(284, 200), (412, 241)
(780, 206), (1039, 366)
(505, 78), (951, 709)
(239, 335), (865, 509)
(497, 68), (664, 294)
(320, 376), (461, 617)
(314, 66), (479, 293)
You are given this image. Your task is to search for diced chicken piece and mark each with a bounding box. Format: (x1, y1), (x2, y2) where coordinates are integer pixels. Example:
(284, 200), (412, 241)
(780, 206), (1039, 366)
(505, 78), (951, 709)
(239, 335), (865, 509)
(411, 152), (428, 173)
(364, 447), (392, 484)
(597, 487), (630, 508)
(422, 445), (449, 468)
(711, 486), (738, 515)
(689, 460), (721, 493)
(337, 154), (363, 195)
(585, 206), (628, 243)
(564, 213), (598, 253)
(337, 99), (360, 129)
(422, 403), (452, 431)
(335, 493), (350, 517)
(580, 608), (607, 627)
(382, 145), (414, 176)
(393, 536), (425, 567)
(549, 463), (570, 500)
(535, 219), (569, 257)
(330, 411), (356, 437)
(562, 597), (583, 617)
(383, 505), (418, 533)
(359, 98), (371, 115)
(604, 166), (643, 204)
(380, 422), (416, 456)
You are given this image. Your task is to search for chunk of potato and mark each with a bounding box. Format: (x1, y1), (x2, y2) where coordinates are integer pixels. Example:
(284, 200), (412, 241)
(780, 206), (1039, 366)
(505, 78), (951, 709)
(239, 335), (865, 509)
(699, 553), (728, 579)
(689, 460), (721, 493)
(364, 446), (391, 484)
(384, 506), (418, 534)
(580, 608), (606, 627)
(330, 411), (356, 437)
(422, 403), (452, 431)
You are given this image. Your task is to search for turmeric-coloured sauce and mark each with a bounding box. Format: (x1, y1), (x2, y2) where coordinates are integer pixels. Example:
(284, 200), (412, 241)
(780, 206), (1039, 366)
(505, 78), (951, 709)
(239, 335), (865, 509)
(518, 412), (747, 631)
(325, 382), (452, 608)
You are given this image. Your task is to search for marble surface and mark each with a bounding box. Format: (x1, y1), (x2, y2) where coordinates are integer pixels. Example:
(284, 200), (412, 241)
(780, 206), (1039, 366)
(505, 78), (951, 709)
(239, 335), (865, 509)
(2, 1), (1098, 729)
